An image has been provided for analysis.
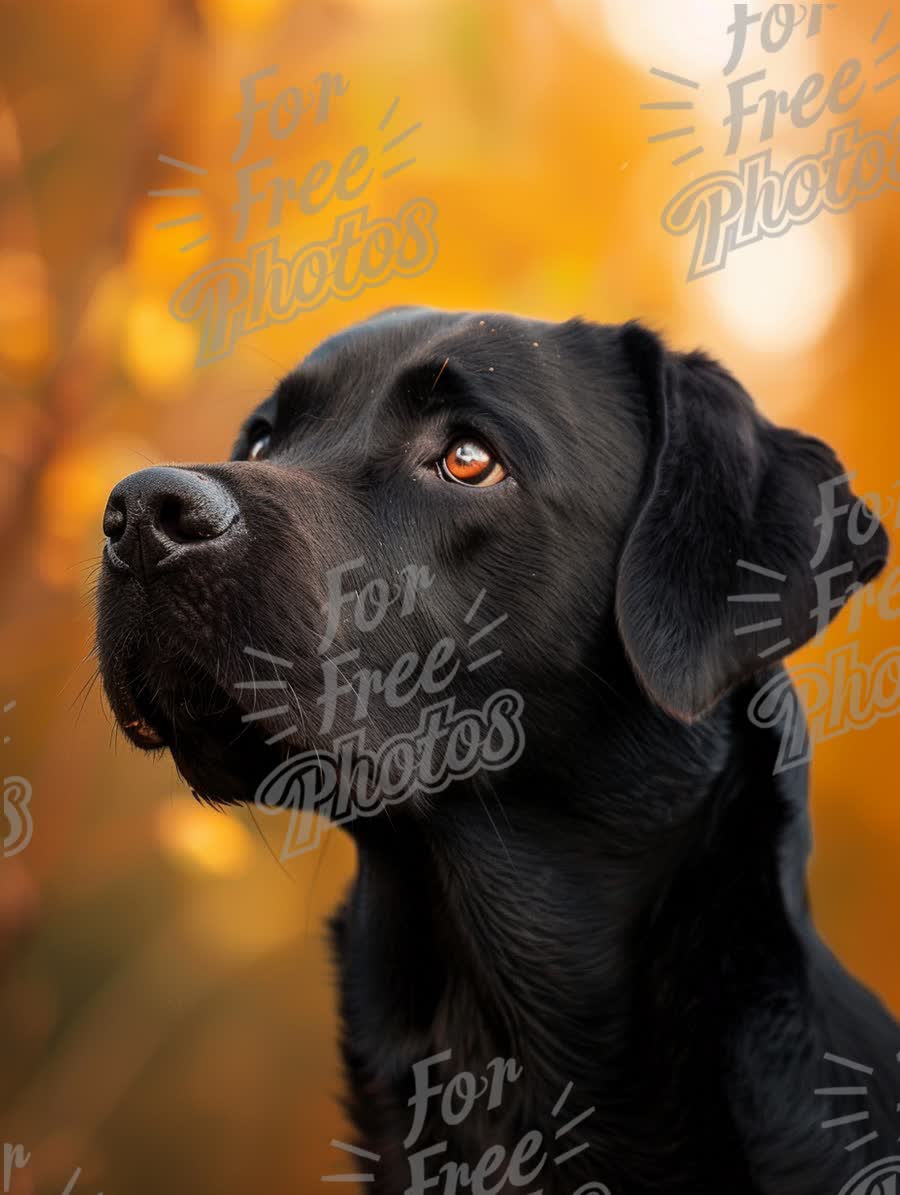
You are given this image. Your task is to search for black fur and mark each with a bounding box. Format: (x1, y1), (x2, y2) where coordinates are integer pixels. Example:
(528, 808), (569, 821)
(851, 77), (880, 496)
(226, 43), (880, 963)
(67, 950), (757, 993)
(97, 308), (899, 1194)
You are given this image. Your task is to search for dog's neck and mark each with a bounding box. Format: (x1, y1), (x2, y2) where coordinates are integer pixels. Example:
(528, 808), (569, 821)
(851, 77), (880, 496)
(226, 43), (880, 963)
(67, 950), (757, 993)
(338, 671), (814, 1187)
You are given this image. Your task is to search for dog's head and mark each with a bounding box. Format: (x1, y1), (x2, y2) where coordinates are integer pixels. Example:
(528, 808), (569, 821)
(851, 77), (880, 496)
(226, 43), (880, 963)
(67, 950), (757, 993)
(96, 308), (888, 809)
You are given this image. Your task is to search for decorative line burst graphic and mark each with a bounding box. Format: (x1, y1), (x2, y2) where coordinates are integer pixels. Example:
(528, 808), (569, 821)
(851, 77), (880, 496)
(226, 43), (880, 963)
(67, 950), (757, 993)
(321, 1139), (380, 1184)
(463, 587), (508, 672)
(149, 156), (210, 252)
(377, 95), (422, 178)
(872, 8), (900, 93)
(549, 1079), (595, 1166)
(3, 699), (15, 745)
(320, 1077), (597, 1185)
(644, 8), (900, 166)
(235, 646), (298, 746)
(728, 559), (791, 660)
(642, 67), (704, 167)
(234, 589), (508, 746)
(816, 1050), (900, 1153)
(150, 96), (422, 252)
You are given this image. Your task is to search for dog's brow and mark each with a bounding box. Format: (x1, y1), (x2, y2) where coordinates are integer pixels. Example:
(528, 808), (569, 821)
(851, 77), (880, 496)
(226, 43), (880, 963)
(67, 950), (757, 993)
(386, 357), (478, 415)
(267, 371), (334, 429)
(383, 355), (546, 474)
(274, 372), (317, 408)
(239, 392), (277, 433)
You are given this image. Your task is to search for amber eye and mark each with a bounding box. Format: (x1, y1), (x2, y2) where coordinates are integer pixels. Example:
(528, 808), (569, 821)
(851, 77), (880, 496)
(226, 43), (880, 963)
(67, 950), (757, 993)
(438, 439), (507, 487)
(247, 427), (271, 461)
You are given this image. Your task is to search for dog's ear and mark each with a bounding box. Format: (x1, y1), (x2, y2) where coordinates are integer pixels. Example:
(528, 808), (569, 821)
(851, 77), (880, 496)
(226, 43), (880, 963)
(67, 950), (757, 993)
(615, 323), (889, 722)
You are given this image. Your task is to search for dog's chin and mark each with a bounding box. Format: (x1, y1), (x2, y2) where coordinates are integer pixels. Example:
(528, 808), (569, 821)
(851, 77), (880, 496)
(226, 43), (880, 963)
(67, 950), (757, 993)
(103, 658), (290, 806)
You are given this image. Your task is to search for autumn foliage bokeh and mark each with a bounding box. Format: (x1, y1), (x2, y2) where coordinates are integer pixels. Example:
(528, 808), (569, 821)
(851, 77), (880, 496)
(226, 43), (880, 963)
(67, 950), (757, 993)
(1, 0), (899, 1190)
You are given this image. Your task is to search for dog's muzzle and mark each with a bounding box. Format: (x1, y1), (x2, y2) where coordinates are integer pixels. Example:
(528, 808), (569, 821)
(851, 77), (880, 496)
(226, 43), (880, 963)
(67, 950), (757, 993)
(102, 466), (239, 576)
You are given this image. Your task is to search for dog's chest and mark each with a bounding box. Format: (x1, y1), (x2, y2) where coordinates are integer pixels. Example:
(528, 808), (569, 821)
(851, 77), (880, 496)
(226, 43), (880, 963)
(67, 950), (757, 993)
(338, 973), (605, 1194)
(356, 1048), (590, 1195)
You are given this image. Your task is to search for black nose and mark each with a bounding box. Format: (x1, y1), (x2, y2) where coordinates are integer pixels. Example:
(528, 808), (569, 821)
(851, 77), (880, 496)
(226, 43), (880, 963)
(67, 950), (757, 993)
(103, 467), (239, 574)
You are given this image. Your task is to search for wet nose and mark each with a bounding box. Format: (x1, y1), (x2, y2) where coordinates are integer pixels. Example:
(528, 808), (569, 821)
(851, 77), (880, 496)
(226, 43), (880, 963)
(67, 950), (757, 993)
(103, 467), (239, 574)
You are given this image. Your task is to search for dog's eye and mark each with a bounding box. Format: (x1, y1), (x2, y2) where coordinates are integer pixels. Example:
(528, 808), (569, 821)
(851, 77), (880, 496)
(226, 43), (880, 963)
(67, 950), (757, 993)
(438, 439), (507, 487)
(247, 426), (272, 461)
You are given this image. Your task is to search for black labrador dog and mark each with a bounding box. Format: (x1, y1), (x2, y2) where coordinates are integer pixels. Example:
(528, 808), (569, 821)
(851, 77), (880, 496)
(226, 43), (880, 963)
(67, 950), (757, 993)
(97, 308), (900, 1195)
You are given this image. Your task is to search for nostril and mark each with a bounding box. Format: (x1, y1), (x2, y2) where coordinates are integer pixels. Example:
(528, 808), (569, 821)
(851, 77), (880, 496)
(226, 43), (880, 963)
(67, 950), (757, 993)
(156, 494), (221, 544)
(103, 498), (127, 541)
(157, 495), (190, 543)
(155, 484), (238, 543)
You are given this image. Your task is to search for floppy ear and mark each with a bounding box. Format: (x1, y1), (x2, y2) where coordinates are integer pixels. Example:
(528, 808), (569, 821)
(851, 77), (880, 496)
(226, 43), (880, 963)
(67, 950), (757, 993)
(615, 323), (890, 722)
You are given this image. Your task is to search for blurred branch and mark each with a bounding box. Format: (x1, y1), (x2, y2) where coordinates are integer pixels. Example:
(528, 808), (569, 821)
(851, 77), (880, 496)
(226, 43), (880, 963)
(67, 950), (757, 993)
(0, 4), (194, 606)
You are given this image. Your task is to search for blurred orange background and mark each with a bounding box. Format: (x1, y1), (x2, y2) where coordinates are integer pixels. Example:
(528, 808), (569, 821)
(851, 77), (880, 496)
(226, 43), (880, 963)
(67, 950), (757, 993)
(1, 0), (899, 1190)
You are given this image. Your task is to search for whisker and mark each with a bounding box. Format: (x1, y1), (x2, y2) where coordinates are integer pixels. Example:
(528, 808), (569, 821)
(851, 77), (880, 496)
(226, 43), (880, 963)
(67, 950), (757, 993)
(305, 825), (334, 937)
(245, 806), (295, 883)
(431, 356), (450, 391)
(475, 788), (516, 876)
